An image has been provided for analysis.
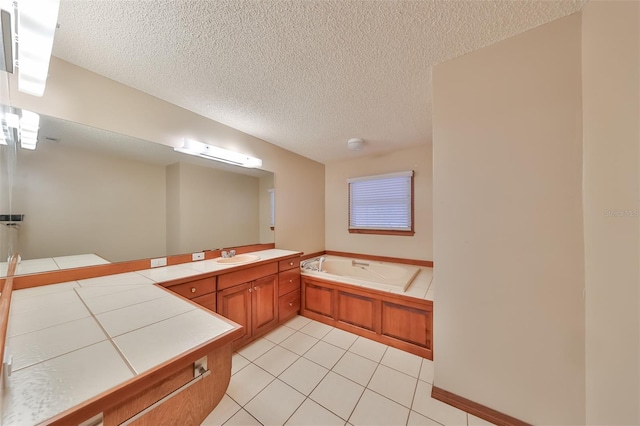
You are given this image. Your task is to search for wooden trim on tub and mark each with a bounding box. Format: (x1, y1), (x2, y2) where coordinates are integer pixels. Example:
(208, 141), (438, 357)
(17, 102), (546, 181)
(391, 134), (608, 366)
(431, 386), (531, 426)
(324, 250), (433, 267)
(0, 255), (18, 385)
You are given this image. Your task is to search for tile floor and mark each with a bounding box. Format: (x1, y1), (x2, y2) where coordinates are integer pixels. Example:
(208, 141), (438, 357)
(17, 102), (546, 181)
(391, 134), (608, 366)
(202, 316), (493, 426)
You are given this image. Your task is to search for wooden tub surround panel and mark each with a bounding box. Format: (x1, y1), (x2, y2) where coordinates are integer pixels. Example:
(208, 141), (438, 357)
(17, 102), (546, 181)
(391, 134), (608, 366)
(301, 275), (433, 360)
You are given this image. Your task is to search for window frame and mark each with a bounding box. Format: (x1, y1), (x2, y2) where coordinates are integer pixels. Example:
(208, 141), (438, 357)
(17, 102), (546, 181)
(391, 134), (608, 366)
(347, 171), (415, 236)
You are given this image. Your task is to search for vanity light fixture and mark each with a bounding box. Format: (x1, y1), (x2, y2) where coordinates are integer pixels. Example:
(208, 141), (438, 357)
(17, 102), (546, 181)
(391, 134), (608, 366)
(0, 0), (61, 96)
(174, 138), (263, 168)
(0, 109), (40, 150)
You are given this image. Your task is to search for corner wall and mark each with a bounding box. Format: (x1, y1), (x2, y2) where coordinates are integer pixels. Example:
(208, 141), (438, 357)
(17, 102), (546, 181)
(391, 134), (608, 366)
(432, 13), (585, 424)
(325, 145), (433, 260)
(582, 1), (640, 424)
(8, 58), (325, 255)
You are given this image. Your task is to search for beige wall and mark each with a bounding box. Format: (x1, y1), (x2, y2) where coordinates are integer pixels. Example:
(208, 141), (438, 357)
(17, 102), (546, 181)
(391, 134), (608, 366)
(432, 14), (585, 424)
(582, 1), (640, 424)
(167, 161), (261, 254)
(325, 145), (432, 260)
(14, 142), (166, 262)
(9, 58), (325, 255)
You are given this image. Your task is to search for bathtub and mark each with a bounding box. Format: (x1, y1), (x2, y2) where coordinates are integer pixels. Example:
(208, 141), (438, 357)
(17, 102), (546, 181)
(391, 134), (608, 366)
(301, 255), (420, 292)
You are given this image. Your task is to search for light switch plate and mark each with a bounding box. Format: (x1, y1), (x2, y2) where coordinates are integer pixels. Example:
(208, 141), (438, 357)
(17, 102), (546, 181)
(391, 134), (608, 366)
(192, 252), (205, 261)
(150, 257), (167, 268)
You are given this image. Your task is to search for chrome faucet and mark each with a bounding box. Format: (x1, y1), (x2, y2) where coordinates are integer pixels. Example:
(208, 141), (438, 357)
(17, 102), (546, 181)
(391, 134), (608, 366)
(318, 256), (326, 272)
(221, 249), (236, 258)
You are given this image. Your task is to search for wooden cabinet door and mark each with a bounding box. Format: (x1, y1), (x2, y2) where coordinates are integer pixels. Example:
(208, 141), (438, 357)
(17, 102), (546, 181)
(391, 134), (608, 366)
(217, 282), (252, 344)
(252, 274), (278, 337)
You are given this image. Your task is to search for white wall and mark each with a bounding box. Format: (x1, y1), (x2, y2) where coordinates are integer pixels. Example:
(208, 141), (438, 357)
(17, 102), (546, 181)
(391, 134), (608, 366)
(325, 145), (432, 260)
(432, 13), (585, 424)
(9, 58), (325, 255)
(14, 142), (167, 262)
(582, 1), (640, 424)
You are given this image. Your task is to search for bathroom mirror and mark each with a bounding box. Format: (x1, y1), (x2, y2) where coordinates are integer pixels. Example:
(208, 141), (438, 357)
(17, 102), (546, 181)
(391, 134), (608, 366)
(0, 113), (274, 276)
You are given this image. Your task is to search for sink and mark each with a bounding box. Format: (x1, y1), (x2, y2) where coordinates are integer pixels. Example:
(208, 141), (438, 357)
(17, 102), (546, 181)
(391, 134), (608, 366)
(215, 254), (261, 265)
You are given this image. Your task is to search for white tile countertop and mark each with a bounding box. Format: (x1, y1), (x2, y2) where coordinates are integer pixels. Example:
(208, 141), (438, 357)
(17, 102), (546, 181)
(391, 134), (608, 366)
(2, 248), (299, 425)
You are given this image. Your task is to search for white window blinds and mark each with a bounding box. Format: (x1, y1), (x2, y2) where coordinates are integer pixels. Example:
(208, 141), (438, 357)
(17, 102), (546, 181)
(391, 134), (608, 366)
(348, 171), (413, 231)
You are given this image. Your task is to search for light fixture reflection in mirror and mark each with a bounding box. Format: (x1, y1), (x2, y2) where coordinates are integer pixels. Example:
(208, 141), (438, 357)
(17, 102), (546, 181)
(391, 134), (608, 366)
(0, 113), (274, 277)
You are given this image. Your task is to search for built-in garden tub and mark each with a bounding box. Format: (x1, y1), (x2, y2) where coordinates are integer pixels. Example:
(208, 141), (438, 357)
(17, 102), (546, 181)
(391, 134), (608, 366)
(300, 255), (433, 359)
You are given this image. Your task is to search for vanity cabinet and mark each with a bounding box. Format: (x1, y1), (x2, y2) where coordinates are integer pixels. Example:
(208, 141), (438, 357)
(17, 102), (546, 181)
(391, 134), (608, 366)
(166, 277), (217, 312)
(217, 263), (279, 349)
(278, 258), (301, 321)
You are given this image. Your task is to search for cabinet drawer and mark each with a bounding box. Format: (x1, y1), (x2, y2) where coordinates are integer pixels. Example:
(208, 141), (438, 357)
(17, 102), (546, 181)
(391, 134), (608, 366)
(279, 289), (300, 320)
(192, 292), (217, 312)
(279, 257), (300, 272)
(168, 277), (216, 299)
(279, 269), (300, 296)
(218, 262), (278, 291)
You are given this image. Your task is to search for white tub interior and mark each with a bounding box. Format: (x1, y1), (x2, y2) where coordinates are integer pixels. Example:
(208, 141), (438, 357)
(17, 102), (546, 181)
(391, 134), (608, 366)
(302, 256), (421, 292)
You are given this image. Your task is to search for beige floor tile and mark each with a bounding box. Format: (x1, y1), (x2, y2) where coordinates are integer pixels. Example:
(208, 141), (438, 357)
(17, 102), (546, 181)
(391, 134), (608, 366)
(332, 352), (377, 386)
(412, 381), (467, 426)
(237, 337), (275, 361)
(380, 346), (423, 378)
(245, 379), (305, 425)
(309, 372), (364, 420)
(303, 340), (346, 369)
(224, 409), (262, 426)
(254, 345), (299, 376)
(280, 331), (319, 355)
(279, 357), (329, 395)
(226, 363), (275, 406)
(201, 394), (240, 425)
(322, 327), (359, 350)
(348, 336), (388, 362)
(367, 364), (417, 408)
(286, 398), (346, 425)
(349, 389), (410, 426)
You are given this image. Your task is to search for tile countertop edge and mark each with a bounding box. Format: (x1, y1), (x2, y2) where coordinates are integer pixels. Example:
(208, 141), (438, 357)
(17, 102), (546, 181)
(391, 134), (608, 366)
(153, 249), (303, 287)
(39, 319), (244, 426)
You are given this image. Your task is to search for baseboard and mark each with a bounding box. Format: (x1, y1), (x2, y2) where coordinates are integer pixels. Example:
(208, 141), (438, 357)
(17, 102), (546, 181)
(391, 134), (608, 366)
(324, 250), (433, 267)
(431, 386), (530, 426)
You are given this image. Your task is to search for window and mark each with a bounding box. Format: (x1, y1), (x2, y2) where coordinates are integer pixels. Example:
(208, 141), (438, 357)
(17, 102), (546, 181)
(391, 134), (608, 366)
(348, 171), (414, 236)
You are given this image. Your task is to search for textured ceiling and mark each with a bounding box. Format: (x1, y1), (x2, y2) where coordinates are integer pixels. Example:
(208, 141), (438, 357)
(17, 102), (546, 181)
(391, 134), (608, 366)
(52, 0), (586, 164)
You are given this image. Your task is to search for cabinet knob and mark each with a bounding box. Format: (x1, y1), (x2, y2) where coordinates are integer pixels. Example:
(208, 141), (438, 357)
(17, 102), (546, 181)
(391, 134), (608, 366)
(190, 288), (196, 293)
(289, 262), (294, 266)
(249, 288), (252, 293)
(289, 302), (293, 307)
(254, 286), (258, 291)
(289, 279), (293, 283)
